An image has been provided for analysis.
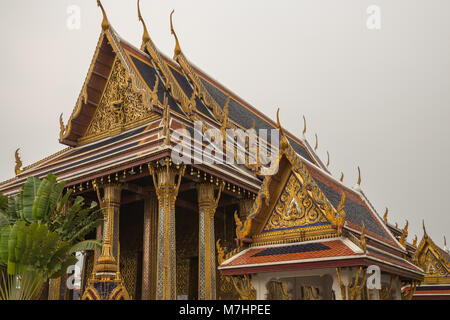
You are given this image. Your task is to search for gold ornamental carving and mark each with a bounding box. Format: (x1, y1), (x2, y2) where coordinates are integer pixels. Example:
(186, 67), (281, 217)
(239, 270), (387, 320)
(82, 58), (157, 143)
(263, 172), (329, 232)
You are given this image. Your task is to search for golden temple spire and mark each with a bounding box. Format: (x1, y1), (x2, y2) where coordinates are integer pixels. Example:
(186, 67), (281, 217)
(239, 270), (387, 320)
(137, 0), (150, 46)
(97, 0), (110, 31)
(314, 133), (318, 151)
(14, 148), (22, 175)
(340, 172), (344, 182)
(383, 207), (388, 222)
(170, 10), (182, 57)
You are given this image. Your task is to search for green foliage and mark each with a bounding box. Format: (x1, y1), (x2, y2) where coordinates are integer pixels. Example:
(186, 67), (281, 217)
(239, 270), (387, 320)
(0, 173), (103, 300)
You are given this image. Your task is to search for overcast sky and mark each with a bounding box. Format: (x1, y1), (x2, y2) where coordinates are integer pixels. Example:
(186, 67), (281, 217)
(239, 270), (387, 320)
(0, 0), (449, 248)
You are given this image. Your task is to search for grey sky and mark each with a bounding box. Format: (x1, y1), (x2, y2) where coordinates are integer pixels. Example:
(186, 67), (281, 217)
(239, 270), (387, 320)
(0, 0), (449, 248)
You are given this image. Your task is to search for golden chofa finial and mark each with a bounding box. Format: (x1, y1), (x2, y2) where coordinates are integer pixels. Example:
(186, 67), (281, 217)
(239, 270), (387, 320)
(97, 0), (110, 31)
(14, 148), (23, 175)
(302, 115), (307, 139)
(326, 151), (330, 168)
(357, 166), (361, 185)
(314, 133), (318, 151)
(340, 172), (344, 182)
(383, 207), (388, 222)
(399, 220), (409, 247)
(137, 0), (150, 45)
(422, 220), (428, 238)
(412, 235), (418, 248)
(59, 113), (66, 139)
(170, 10), (182, 58)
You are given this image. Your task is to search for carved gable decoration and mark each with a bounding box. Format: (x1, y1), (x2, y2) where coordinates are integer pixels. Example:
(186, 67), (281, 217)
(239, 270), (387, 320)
(80, 58), (157, 144)
(262, 170), (330, 233)
(421, 248), (450, 278)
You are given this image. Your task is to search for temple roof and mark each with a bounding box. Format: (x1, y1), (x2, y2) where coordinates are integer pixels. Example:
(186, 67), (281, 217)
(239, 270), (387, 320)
(219, 238), (423, 279)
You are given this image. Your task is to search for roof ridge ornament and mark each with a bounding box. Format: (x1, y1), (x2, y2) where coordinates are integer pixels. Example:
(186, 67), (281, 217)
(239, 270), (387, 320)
(14, 148), (23, 176)
(137, 0), (150, 46)
(353, 166), (362, 192)
(302, 115), (307, 140)
(59, 113), (66, 140)
(97, 0), (110, 31)
(326, 151), (330, 168)
(340, 172), (344, 182)
(314, 133), (318, 151)
(399, 220), (409, 247)
(383, 207), (388, 222)
(170, 10), (182, 57)
(422, 219), (428, 238)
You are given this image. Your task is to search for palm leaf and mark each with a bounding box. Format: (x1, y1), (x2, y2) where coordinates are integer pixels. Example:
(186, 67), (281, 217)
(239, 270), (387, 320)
(68, 239), (102, 254)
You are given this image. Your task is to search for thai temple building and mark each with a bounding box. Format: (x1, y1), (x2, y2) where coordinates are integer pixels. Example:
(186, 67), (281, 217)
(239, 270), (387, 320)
(1, 1), (448, 300)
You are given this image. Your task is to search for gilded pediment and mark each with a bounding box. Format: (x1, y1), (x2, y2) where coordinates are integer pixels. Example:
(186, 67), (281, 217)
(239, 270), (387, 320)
(79, 57), (158, 145)
(420, 248), (450, 278)
(262, 171), (330, 233)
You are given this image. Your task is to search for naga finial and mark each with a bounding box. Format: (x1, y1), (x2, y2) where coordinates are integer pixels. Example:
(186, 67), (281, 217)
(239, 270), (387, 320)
(326, 151), (330, 168)
(14, 148), (23, 175)
(97, 0), (110, 31)
(357, 166), (361, 185)
(138, 0), (150, 45)
(444, 236), (448, 252)
(170, 10), (182, 57)
(336, 192), (346, 236)
(314, 133), (318, 151)
(360, 222), (367, 253)
(340, 172), (344, 182)
(59, 113), (66, 139)
(399, 220), (409, 247)
(383, 207), (388, 222)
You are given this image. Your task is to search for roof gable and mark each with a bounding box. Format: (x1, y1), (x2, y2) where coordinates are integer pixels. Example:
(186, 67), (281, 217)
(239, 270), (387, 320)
(60, 28), (156, 147)
(415, 233), (450, 282)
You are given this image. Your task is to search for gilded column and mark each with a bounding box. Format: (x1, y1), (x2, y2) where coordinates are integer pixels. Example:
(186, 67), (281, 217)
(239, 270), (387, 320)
(94, 183), (122, 276)
(197, 183), (223, 300)
(81, 183), (130, 300)
(142, 192), (158, 300)
(148, 159), (185, 300)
